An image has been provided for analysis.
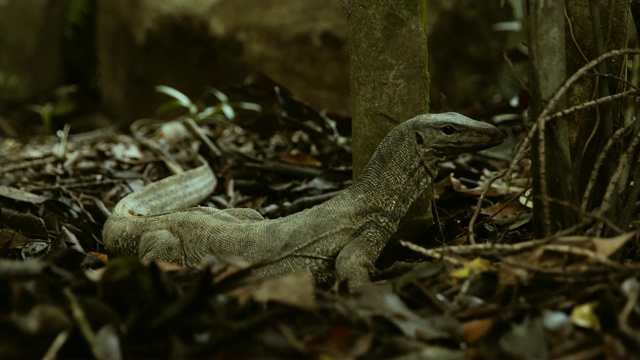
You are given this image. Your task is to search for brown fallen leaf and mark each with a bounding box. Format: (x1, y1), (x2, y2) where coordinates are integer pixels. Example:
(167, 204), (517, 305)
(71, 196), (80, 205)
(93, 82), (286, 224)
(0, 229), (31, 249)
(87, 251), (109, 265)
(279, 153), (322, 167)
(232, 271), (316, 311)
(463, 317), (497, 344)
(481, 200), (526, 219)
(592, 232), (635, 258)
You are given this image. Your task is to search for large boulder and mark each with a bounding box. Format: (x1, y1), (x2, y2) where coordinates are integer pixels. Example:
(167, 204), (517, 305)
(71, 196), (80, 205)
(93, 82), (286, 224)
(96, 0), (350, 122)
(0, 0), (64, 100)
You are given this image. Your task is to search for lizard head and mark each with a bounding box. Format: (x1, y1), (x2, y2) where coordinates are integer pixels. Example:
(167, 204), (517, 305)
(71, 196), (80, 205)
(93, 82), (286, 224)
(410, 112), (505, 161)
(405, 112), (504, 178)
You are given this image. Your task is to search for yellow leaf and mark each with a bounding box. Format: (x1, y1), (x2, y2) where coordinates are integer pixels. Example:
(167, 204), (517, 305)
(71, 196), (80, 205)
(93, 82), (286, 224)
(450, 258), (492, 278)
(571, 302), (601, 331)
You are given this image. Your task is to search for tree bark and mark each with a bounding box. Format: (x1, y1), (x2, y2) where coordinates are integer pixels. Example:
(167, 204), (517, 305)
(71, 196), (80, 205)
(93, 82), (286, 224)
(527, 0), (573, 237)
(347, 0), (431, 241)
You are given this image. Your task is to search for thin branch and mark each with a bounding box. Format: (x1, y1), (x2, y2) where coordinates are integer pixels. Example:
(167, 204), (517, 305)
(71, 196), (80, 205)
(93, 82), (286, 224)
(547, 90), (639, 122)
(508, 49), (640, 176)
(593, 130), (640, 235)
(537, 95), (551, 236)
(508, 50), (640, 236)
(581, 123), (634, 211)
(544, 197), (624, 234)
(467, 172), (505, 244)
(63, 287), (102, 359)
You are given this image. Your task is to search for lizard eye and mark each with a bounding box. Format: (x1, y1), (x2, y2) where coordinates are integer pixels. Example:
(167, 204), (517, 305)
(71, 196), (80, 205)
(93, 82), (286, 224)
(415, 131), (424, 145)
(441, 125), (456, 135)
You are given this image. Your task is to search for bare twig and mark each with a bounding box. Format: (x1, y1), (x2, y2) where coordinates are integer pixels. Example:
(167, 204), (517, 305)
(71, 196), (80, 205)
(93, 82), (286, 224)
(398, 241), (465, 266)
(543, 243), (622, 267)
(0, 156), (57, 174)
(541, 196), (624, 234)
(183, 117), (223, 157)
(28, 178), (122, 192)
(593, 131), (640, 235)
(618, 279), (640, 340)
(502, 50), (528, 90)
(547, 90), (639, 122)
(581, 123), (633, 211)
(401, 222), (628, 260)
(63, 287), (102, 359)
(499, 257), (616, 279)
(508, 49), (640, 175)
(467, 171), (505, 244)
(537, 96), (551, 236)
(565, 7), (590, 64)
(42, 330), (70, 360)
(400, 237), (554, 258)
(402, 234), (633, 276)
(508, 49), (640, 236)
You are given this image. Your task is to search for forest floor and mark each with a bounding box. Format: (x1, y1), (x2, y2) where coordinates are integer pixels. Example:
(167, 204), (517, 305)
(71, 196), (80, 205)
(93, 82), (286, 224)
(1, 77), (639, 359)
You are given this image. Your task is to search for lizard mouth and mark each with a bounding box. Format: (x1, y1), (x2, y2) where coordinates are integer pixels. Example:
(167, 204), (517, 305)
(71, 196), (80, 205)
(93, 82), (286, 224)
(452, 130), (506, 154)
(463, 140), (503, 153)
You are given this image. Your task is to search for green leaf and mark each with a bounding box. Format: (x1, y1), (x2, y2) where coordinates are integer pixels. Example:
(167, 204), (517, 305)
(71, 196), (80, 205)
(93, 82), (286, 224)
(195, 107), (217, 121)
(220, 103), (235, 120)
(155, 85), (197, 115)
(232, 102), (262, 112)
(156, 99), (184, 115)
(206, 87), (228, 102)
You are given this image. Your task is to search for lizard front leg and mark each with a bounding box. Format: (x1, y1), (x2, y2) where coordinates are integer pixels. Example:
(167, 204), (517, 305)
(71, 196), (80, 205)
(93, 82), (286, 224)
(335, 231), (387, 291)
(138, 230), (188, 266)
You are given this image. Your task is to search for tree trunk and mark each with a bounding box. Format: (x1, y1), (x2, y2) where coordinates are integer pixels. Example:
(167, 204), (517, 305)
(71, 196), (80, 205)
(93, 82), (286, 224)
(527, 0), (573, 237)
(347, 0), (431, 241)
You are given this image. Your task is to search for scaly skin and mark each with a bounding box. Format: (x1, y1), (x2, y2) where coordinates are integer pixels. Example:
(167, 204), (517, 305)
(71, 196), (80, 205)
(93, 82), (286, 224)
(103, 113), (505, 289)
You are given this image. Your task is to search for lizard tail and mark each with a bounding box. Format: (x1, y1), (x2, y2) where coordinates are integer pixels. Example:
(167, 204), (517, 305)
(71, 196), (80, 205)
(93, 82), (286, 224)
(112, 156), (217, 216)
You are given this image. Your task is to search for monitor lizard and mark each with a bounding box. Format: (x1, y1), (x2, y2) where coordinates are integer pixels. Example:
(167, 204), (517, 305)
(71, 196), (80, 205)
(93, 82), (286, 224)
(103, 113), (505, 290)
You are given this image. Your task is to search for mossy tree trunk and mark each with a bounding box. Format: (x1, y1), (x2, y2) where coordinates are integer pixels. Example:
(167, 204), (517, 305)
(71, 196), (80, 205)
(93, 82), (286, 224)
(347, 0), (431, 242)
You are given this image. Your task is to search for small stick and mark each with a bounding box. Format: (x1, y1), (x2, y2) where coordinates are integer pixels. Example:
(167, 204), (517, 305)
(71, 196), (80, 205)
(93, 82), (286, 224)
(580, 124), (633, 211)
(0, 156), (57, 174)
(63, 287), (102, 359)
(546, 90), (638, 122)
(593, 131), (640, 235)
(182, 117), (223, 157)
(467, 172), (505, 244)
(508, 49), (640, 177)
(544, 197), (624, 234)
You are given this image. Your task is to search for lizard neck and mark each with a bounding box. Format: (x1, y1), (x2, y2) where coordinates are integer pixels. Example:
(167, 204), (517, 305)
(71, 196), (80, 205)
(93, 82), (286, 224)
(345, 127), (437, 231)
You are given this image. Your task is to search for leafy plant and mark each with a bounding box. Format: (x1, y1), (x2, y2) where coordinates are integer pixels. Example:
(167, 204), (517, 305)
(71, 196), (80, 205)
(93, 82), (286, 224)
(27, 85), (78, 132)
(27, 103), (54, 131)
(155, 85), (261, 122)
